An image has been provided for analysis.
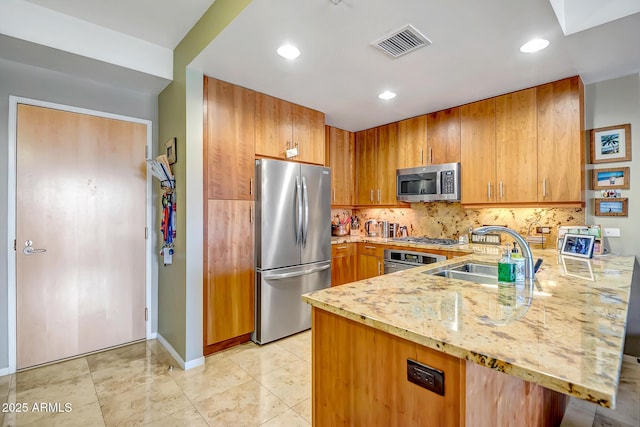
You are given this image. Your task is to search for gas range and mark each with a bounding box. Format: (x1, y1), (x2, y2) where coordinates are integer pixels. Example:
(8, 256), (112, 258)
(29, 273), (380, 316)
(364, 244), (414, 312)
(391, 236), (459, 246)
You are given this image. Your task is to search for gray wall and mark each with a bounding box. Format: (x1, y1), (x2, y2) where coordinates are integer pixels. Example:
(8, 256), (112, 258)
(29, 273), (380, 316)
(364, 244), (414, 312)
(585, 72), (640, 355)
(0, 57), (158, 371)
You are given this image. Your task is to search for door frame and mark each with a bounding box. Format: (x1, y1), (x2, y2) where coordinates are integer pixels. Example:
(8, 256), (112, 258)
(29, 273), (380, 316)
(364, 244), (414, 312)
(7, 96), (154, 374)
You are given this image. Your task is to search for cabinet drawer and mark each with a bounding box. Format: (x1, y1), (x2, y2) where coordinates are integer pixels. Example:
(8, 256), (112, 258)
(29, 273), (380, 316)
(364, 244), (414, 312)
(332, 243), (355, 257)
(357, 243), (383, 257)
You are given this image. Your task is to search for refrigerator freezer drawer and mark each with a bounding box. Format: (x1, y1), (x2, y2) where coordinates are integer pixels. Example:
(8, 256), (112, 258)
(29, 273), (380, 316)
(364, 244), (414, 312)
(253, 261), (331, 345)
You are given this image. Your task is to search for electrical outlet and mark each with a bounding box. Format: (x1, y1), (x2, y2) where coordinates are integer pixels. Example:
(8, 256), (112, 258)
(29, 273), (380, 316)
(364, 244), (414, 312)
(536, 227), (551, 234)
(604, 228), (621, 237)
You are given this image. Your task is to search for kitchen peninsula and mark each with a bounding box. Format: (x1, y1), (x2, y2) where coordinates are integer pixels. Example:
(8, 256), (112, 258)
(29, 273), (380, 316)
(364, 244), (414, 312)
(303, 248), (635, 426)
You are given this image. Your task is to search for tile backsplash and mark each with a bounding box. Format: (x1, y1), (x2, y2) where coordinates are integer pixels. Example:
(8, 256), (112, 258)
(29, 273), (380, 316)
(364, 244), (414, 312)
(338, 203), (586, 248)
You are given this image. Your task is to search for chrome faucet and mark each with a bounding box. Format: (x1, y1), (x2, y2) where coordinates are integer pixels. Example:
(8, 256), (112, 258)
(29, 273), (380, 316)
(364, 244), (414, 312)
(473, 226), (535, 279)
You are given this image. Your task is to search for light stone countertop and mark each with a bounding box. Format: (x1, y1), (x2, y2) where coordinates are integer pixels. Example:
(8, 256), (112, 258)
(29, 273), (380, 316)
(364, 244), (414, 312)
(305, 246), (636, 409)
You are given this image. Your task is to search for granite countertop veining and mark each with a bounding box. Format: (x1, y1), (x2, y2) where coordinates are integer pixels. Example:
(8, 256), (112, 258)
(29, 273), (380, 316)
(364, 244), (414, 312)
(305, 246), (635, 408)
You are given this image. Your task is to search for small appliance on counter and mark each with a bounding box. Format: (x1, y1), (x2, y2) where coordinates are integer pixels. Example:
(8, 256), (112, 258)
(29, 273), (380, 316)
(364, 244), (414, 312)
(388, 223), (400, 238)
(379, 220), (390, 238)
(364, 219), (380, 237)
(398, 225), (409, 237)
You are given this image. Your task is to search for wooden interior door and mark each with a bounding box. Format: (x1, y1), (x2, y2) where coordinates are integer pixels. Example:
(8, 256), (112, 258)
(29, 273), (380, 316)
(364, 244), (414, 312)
(16, 104), (146, 369)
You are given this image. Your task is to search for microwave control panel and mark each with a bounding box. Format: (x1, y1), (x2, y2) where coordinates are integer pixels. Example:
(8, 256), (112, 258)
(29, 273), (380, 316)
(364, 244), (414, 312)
(442, 170), (455, 194)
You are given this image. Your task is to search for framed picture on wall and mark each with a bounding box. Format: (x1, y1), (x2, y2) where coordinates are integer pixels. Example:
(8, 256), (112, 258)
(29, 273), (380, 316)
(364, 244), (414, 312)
(594, 198), (628, 217)
(589, 124), (631, 164)
(591, 167), (630, 190)
(165, 137), (177, 164)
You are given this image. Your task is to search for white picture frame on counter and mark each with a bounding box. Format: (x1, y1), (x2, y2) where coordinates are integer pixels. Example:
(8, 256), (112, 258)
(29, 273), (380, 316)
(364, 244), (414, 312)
(560, 233), (596, 259)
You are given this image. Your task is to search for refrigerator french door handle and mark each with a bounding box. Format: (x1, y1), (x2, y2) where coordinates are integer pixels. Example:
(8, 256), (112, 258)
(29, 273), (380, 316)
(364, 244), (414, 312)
(263, 264), (331, 280)
(295, 176), (303, 246)
(302, 176), (309, 246)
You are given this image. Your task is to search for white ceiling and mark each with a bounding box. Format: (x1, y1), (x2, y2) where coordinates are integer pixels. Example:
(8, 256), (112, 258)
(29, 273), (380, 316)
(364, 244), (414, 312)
(3, 0), (640, 131)
(21, 0), (216, 49)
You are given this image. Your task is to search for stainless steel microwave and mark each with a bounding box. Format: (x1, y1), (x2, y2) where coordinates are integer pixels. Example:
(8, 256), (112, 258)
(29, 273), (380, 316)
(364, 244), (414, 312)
(396, 162), (460, 202)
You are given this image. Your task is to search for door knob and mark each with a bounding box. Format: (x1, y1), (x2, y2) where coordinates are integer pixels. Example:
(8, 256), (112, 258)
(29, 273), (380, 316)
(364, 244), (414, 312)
(23, 240), (46, 255)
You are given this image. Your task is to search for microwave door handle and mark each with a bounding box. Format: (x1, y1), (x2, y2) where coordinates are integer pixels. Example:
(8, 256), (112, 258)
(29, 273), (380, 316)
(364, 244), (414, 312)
(436, 171), (442, 195)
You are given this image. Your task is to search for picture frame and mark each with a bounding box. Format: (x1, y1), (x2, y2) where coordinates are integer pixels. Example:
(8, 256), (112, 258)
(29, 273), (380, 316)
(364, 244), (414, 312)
(589, 124), (631, 164)
(591, 167), (630, 190)
(164, 137), (177, 165)
(560, 233), (596, 259)
(594, 198), (628, 217)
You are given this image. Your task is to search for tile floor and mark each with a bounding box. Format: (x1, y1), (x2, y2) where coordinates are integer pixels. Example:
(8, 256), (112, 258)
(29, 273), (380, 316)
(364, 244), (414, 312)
(0, 331), (637, 427)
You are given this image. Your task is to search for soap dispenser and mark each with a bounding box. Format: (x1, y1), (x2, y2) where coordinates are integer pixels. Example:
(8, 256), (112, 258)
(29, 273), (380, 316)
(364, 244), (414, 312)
(498, 243), (516, 283)
(511, 241), (525, 282)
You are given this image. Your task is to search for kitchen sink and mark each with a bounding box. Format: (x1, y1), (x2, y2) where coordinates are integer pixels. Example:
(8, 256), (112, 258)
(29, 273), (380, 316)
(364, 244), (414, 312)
(423, 262), (498, 286)
(448, 262), (498, 276)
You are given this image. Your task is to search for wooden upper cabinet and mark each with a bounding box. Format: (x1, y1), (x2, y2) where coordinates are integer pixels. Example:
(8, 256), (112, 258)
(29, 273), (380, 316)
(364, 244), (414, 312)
(427, 107), (461, 164)
(377, 122), (400, 204)
(537, 76), (584, 203)
(355, 128), (378, 205)
(398, 115), (427, 168)
(326, 126), (355, 206)
(204, 76), (256, 200)
(205, 199), (255, 347)
(255, 93), (325, 165)
(255, 93), (293, 159)
(495, 88), (538, 203)
(460, 98), (497, 204)
(293, 104), (325, 164)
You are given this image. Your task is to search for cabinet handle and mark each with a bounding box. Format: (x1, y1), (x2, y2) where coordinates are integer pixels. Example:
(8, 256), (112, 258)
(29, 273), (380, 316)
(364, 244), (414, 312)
(250, 178), (253, 196)
(249, 206), (252, 224)
(365, 245), (376, 249)
(430, 148), (433, 164)
(378, 261), (381, 275)
(420, 149), (424, 165)
(543, 178), (547, 197)
(377, 189), (381, 202)
(370, 189), (374, 202)
(499, 181), (503, 199)
(487, 182), (491, 199)
(336, 245), (348, 250)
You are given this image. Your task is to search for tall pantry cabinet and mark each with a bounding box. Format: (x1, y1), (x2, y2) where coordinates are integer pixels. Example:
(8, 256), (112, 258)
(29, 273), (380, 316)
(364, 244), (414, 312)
(203, 77), (255, 354)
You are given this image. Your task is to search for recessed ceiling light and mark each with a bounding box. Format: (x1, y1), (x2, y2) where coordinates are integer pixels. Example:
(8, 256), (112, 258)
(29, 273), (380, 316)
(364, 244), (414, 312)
(378, 90), (396, 100)
(520, 38), (550, 53)
(277, 44), (300, 59)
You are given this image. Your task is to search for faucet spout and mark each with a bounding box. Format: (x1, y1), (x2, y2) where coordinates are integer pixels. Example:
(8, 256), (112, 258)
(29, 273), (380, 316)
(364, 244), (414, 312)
(473, 226), (535, 279)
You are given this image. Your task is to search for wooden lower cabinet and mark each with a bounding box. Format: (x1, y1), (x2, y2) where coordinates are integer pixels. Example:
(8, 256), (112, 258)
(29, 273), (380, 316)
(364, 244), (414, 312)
(312, 308), (569, 426)
(356, 243), (384, 280)
(204, 200), (254, 353)
(331, 243), (356, 286)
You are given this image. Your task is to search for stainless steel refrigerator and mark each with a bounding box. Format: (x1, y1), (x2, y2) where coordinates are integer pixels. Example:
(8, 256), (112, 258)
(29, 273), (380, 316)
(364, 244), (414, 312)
(253, 158), (331, 344)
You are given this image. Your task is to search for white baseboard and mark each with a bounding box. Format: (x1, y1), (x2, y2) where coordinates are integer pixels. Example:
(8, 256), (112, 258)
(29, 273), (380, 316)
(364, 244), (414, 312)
(0, 367), (9, 377)
(148, 332), (157, 340)
(154, 333), (204, 371)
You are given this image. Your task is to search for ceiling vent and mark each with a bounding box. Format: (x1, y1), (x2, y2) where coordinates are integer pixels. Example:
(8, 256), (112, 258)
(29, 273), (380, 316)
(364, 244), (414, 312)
(372, 24), (431, 58)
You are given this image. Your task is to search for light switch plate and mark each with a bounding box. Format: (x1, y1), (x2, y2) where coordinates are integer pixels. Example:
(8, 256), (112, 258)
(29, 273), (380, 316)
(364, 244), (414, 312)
(604, 228), (621, 237)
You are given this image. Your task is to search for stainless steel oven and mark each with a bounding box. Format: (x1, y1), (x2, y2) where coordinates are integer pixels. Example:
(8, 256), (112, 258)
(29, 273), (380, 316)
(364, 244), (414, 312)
(383, 249), (446, 274)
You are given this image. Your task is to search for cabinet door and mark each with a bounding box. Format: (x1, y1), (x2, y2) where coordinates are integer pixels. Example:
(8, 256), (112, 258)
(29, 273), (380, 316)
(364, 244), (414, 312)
(377, 122), (400, 204)
(357, 254), (382, 280)
(495, 88), (537, 203)
(355, 128), (378, 205)
(326, 126), (355, 205)
(460, 99), (497, 204)
(427, 107), (461, 164)
(293, 104), (325, 165)
(331, 244), (356, 286)
(398, 115), (427, 168)
(255, 93), (293, 159)
(537, 77), (584, 203)
(204, 77), (255, 200)
(205, 200), (255, 346)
